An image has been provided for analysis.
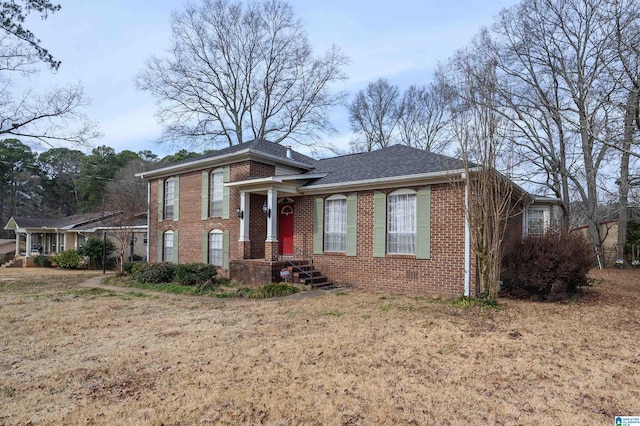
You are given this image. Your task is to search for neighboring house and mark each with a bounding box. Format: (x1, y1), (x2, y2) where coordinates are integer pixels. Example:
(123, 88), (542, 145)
(137, 139), (555, 297)
(3, 212), (148, 263)
(0, 239), (24, 257)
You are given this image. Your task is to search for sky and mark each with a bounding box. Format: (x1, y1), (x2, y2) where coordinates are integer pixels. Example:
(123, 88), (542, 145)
(23, 0), (519, 157)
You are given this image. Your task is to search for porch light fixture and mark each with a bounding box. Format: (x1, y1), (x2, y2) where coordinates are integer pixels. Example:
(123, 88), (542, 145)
(262, 201), (271, 218)
(235, 206), (243, 219)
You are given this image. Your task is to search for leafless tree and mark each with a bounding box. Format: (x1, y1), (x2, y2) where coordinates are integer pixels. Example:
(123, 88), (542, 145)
(137, 0), (347, 150)
(105, 159), (150, 273)
(0, 3), (99, 147)
(348, 78), (401, 152)
(397, 83), (451, 153)
(438, 49), (525, 301)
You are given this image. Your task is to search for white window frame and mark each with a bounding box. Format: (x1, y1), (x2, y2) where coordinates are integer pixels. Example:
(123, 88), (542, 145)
(387, 189), (417, 255)
(210, 169), (224, 218)
(164, 178), (175, 220)
(324, 194), (347, 252)
(163, 230), (174, 262)
(525, 208), (550, 236)
(209, 229), (223, 266)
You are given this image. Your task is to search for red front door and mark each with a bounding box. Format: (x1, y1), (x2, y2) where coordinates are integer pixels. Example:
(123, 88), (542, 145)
(278, 205), (294, 255)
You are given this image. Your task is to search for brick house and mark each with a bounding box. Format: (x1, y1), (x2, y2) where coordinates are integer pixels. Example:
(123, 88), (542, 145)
(137, 139), (553, 297)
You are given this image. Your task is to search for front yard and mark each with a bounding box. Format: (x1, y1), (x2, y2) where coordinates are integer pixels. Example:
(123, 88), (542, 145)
(0, 268), (638, 425)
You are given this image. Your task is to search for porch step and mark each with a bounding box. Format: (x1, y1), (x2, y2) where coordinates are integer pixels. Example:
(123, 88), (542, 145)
(287, 265), (335, 290)
(1, 259), (15, 268)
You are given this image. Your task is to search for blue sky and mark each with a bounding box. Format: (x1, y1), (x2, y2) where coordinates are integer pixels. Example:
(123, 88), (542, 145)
(25, 0), (517, 157)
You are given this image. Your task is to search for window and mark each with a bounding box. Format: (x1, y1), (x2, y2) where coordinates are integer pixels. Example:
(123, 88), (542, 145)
(324, 196), (347, 252)
(164, 179), (175, 220)
(527, 209), (548, 235)
(210, 170), (224, 217)
(163, 231), (174, 262)
(77, 234), (86, 248)
(387, 190), (417, 254)
(209, 230), (223, 266)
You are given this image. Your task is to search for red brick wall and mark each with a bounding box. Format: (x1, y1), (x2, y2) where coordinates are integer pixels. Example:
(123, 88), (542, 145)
(148, 160), (275, 264)
(292, 183), (474, 298)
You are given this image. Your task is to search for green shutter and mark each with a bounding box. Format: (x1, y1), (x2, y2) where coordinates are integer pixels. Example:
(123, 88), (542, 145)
(201, 171), (209, 220)
(156, 230), (162, 262)
(222, 230), (230, 270)
(373, 191), (386, 258)
(157, 179), (164, 222)
(172, 230), (179, 263)
(346, 193), (358, 257)
(313, 196), (324, 254)
(173, 176), (180, 221)
(222, 165), (230, 220)
(202, 230), (208, 263)
(416, 187), (431, 260)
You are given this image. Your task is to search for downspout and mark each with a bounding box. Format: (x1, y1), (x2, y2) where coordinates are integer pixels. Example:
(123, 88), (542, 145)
(462, 172), (471, 297)
(146, 181), (150, 262)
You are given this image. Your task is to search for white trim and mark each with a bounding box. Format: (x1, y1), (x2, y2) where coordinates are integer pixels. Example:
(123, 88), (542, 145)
(325, 194), (347, 201)
(135, 148), (314, 179)
(388, 188), (417, 196)
(299, 168), (479, 194)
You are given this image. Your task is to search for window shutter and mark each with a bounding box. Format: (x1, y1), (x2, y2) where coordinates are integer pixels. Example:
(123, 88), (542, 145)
(157, 179), (164, 222)
(173, 176), (180, 221)
(313, 196), (324, 254)
(373, 191), (386, 258)
(346, 193), (358, 257)
(222, 165), (230, 220)
(172, 230), (179, 263)
(156, 230), (162, 262)
(201, 171), (209, 220)
(201, 230), (208, 263)
(222, 230), (230, 270)
(416, 187), (431, 260)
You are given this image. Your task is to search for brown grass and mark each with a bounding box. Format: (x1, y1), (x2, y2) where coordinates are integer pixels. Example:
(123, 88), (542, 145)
(1, 267), (638, 425)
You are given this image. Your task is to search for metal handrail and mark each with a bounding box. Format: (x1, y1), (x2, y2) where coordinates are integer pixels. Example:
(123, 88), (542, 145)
(278, 242), (314, 287)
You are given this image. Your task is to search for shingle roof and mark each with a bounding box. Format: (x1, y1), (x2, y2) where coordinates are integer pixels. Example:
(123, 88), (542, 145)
(9, 212), (118, 230)
(166, 139), (317, 168)
(304, 144), (469, 186)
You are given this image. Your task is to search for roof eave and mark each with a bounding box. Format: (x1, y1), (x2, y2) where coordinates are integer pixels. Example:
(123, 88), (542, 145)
(299, 168), (473, 194)
(136, 148), (315, 179)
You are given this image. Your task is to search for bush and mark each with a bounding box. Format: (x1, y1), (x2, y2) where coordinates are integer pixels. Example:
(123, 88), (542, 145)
(52, 250), (82, 269)
(501, 232), (595, 301)
(78, 237), (116, 268)
(174, 263), (218, 287)
(122, 261), (144, 274)
(132, 262), (176, 284)
(33, 255), (52, 267)
(2, 251), (15, 263)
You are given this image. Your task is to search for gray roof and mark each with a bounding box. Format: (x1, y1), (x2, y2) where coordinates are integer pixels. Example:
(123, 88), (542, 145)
(8, 212), (119, 230)
(168, 138), (317, 168)
(304, 144), (470, 186)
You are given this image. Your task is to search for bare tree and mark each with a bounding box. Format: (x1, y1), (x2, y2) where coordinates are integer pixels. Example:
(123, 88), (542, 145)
(137, 0), (347, 150)
(438, 49), (525, 301)
(397, 83), (451, 153)
(602, 0), (640, 262)
(0, 1), (99, 147)
(105, 159), (150, 273)
(348, 78), (401, 152)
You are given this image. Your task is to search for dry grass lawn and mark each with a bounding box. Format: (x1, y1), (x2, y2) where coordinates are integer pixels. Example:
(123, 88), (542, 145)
(0, 267), (639, 425)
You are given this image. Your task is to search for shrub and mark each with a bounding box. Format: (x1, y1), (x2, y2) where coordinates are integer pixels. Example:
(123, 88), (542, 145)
(501, 232), (595, 301)
(52, 250), (82, 269)
(174, 263), (218, 287)
(122, 261), (144, 275)
(78, 237), (116, 268)
(2, 251), (15, 263)
(33, 255), (52, 267)
(132, 262), (176, 284)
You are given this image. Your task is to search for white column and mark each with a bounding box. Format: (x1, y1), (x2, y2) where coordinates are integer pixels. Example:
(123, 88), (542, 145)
(25, 233), (32, 258)
(15, 233), (20, 256)
(265, 189), (278, 242)
(239, 192), (250, 242)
